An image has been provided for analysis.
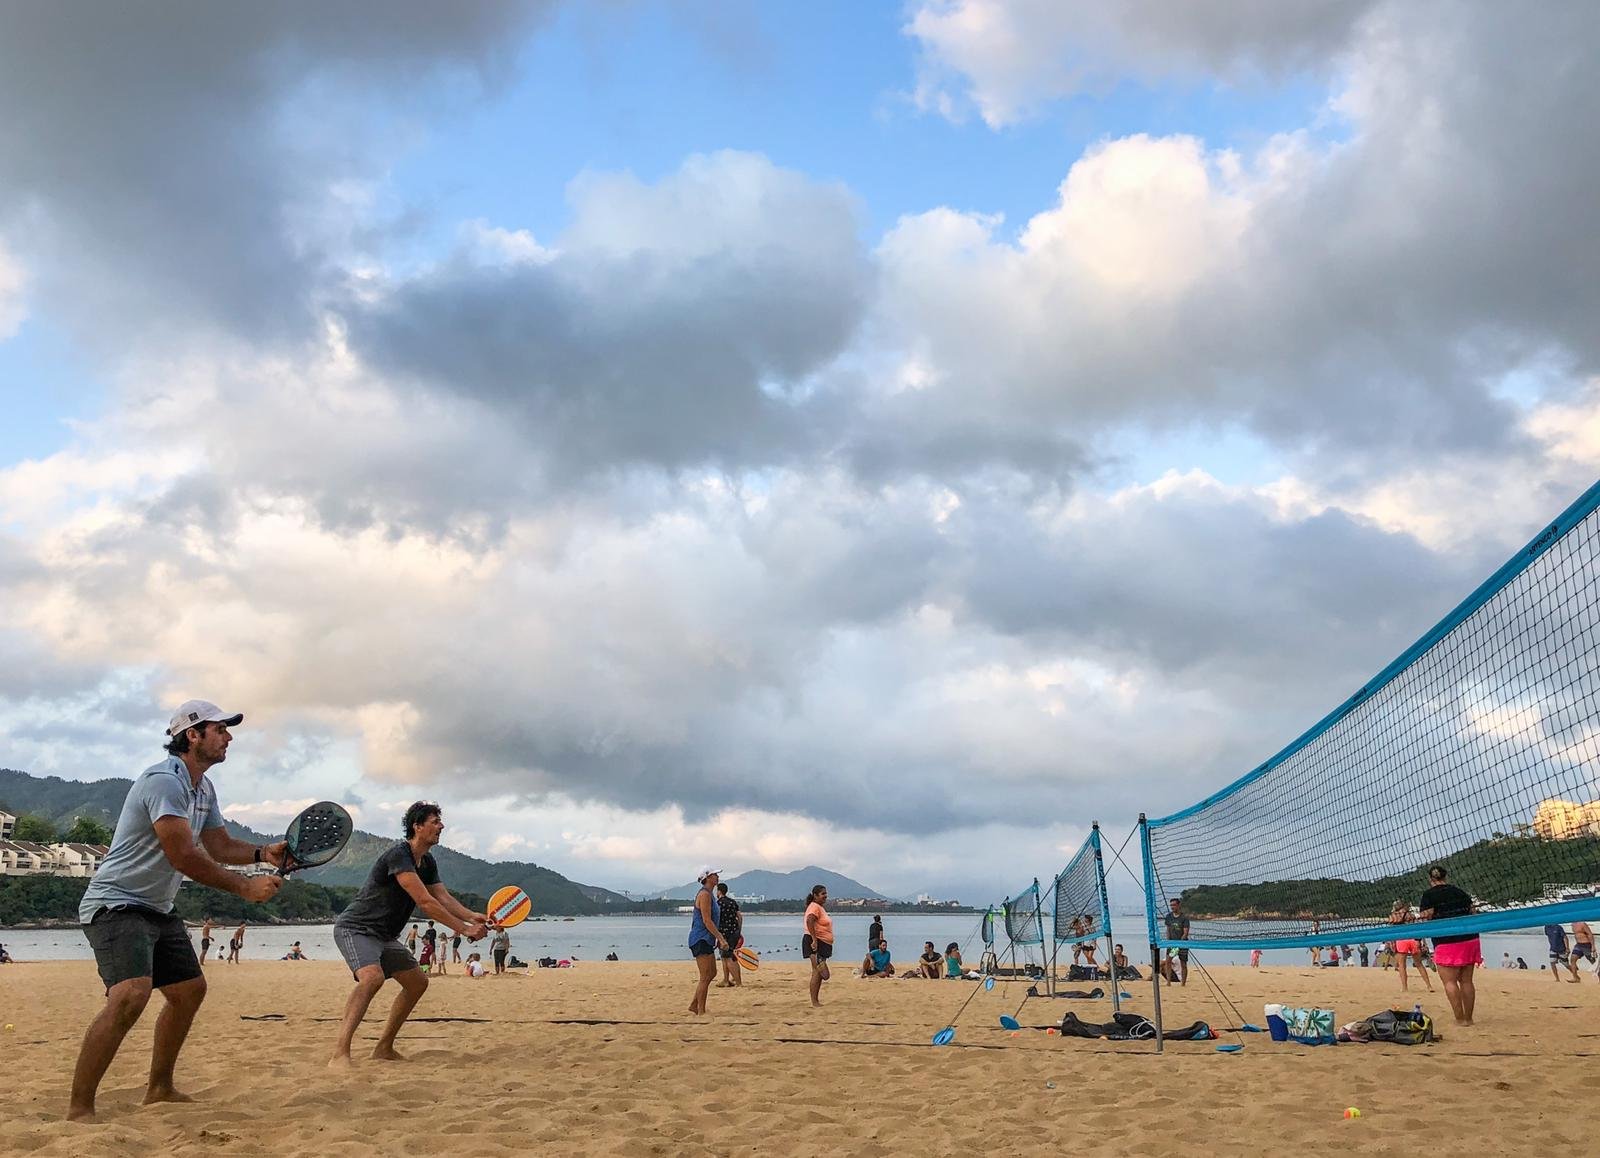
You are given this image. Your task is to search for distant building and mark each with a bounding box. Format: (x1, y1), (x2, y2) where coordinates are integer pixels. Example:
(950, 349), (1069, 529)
(915, 894), (933, 905)
(1533, 798), (1600, 840)
(0, 810), (13, 840)
(0, 840), (111, 876)
(732, 893), (765, 904)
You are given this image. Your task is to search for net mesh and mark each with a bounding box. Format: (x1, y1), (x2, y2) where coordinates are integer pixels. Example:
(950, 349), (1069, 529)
(1053, 829), (1108, 945)
(1147, 481), (1600, 947)
(1003, 881), (1044, 945)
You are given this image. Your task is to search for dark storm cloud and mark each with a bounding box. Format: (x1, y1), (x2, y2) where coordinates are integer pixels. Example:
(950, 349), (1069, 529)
(0, 1), (553, 344)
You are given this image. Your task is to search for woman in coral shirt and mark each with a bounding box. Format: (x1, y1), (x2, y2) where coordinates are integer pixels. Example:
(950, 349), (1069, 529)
(802, 885), (834, 1007)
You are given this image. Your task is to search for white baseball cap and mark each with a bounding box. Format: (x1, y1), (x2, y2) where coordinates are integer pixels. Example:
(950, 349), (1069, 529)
(697, 867), (720, 883)
(167, 700), (244, 737)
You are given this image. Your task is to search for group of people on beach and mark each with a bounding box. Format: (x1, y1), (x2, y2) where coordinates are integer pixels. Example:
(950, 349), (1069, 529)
(686, 876), (983, 1015)
(55, 694), (1600, 1122)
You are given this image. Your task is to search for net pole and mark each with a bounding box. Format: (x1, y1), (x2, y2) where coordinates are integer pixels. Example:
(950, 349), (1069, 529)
(1091, 823), (1120, 1014)
(1140, 813), (1164, 1054)
(1047, 875), (1059, 998)
(1033, 878), (1046, 984)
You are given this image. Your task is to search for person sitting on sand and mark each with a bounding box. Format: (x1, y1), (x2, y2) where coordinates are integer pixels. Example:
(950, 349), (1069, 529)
(465, 952), (485, 978)
(0, 942), (12, 964)
(862, 939), (895, 977)
(1114, 944), (1130, 976)
(282, 941), (309, 960)
(1517, 957), (1529, 970)
(944, 943), (963, 978)
(918, 941), (943, 979)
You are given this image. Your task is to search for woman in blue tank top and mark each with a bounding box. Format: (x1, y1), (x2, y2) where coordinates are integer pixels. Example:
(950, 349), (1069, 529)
(687, 867), (728, 1015)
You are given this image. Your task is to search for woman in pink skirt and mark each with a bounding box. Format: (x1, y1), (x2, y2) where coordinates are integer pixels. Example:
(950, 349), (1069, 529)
(1418, 865), (1480, 1026)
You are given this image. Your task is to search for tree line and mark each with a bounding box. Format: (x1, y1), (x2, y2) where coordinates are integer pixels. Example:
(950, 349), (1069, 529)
(1178, 833), (1600, 918)
(0, 873), (488, 926)
(6, 814), (114, 845)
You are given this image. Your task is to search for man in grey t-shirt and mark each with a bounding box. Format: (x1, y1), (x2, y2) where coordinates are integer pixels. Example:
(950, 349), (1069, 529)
(69, 701), (285, 1122)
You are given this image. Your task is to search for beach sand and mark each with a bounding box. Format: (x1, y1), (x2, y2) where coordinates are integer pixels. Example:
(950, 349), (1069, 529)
(1, 957), (1594, 1155)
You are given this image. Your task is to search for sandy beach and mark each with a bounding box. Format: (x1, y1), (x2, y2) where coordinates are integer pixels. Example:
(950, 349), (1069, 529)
(1, 958), (1595, 1155)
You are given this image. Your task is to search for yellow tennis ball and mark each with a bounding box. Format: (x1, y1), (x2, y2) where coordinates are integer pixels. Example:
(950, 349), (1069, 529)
(1343, 1108), (1361, 1119)
(3, 1024), (12, 1031)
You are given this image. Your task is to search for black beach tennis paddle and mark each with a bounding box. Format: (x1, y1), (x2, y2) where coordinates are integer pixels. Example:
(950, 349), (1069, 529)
(278, 801), (353, 876)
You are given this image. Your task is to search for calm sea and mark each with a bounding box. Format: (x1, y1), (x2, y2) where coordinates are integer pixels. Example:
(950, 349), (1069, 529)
(0, 911), (1566, 972)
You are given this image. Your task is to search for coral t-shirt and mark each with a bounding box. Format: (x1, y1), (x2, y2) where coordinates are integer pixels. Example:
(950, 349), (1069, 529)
(805, 902), (834, 946)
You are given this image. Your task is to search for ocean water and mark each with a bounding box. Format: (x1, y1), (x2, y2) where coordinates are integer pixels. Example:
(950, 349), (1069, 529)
(0, 911), (1572, 975)
(0, 912), (982, 964)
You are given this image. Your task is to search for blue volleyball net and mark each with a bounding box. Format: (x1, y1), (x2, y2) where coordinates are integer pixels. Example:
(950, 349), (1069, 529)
(1003, 880), (1045, 946)
(1145, 479), (1600, 951)
(1052, 826), (1110, 946)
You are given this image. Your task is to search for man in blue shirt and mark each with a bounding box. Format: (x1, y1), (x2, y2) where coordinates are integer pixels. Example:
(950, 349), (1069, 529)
(69, 701), (285, 1122)
(861, 939), (895, 977)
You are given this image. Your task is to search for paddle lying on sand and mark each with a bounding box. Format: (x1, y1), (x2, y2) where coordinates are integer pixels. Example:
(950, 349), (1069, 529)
(735, 946), (760, 971)
(278, 801), (353, 877)
(487, 886), (533, 928)
(932, 974), (995, 1046)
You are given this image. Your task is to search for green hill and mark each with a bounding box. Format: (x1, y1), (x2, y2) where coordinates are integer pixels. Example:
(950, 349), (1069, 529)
(0, 767), (626, 915)
(1179, 834), (1600, 918)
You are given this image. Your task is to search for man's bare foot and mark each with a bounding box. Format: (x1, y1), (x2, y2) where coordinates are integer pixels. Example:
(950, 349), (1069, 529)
(811, 1000), (822, 1008)
(370, 1046), (408, 1062)
(65, 1103), (96, 1123)
(1455, 1018), (1473, 1026)
(142, 1085), (195, 1106)
(328, 1054), (354, 1070)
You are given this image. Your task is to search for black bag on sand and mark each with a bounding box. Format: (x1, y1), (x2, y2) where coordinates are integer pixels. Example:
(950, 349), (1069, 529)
(1362, 1008), (1436, 1045)
(1055, 1011), (1212, 1041)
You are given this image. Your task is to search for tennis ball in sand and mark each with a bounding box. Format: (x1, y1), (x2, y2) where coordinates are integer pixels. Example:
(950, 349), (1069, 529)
(1343, 1108), (1361, 1119)
(3, 1024), (12, 1031)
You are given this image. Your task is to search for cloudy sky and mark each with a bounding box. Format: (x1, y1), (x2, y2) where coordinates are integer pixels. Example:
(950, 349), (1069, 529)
(2, 1), (1597, 906)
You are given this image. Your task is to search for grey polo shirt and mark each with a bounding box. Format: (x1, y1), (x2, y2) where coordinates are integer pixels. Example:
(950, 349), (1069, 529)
(79, 757), (224, 923)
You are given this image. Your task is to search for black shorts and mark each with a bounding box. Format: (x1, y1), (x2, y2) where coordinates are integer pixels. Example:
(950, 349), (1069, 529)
(719, 936), (740, 960)
(82, 905), (202, 992)
(691, 938), (717, 958)
(802, 934), (833, 961)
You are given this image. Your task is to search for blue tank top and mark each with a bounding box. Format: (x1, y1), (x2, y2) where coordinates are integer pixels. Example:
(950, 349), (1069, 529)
(688, 887), (720, 947)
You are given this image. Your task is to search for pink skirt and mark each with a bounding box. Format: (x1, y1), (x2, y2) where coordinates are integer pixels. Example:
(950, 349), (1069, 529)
(1432, 937), (1482, 968)
(1394, 939), (1420, 955)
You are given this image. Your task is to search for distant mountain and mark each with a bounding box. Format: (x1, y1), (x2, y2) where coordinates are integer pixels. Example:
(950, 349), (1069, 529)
(0, 767), (629, 915)
(649, 865), (891, 902)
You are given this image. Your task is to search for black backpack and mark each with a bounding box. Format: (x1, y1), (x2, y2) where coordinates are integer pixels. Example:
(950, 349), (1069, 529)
(1364, 1008), (1435, 1045)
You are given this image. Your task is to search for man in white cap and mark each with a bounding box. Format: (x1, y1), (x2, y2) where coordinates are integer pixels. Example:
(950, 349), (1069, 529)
(68, 701), (286, 1121)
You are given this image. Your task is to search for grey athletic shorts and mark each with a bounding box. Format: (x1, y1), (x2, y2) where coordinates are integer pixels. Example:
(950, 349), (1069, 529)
(333, 925), (418, 979)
